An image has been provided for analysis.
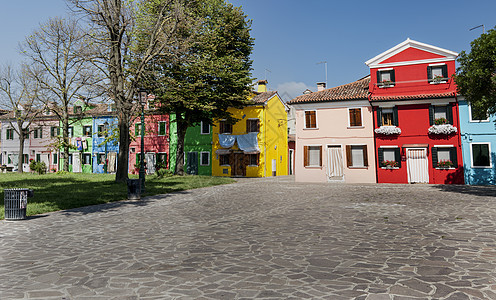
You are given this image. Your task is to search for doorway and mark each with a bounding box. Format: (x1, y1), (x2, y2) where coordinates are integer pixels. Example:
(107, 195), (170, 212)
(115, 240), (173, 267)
(327, 145), (344, 181)
(233, 153), (246, 176)
(406, 148), (429, 183)
(186, 151), (198, 175)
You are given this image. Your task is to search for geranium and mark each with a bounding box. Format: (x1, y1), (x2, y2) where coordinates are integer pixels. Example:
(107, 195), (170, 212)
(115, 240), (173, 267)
(437, 160), (453, 168)
(381, 160), (398, 167)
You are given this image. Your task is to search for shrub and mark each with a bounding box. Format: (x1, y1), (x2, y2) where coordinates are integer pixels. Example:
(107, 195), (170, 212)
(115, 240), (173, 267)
(156, 168), (174, 178)
(30, 161), (47, 175)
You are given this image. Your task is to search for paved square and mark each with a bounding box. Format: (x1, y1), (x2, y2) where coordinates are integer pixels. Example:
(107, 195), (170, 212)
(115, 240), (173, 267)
(1, 176), (495, 299)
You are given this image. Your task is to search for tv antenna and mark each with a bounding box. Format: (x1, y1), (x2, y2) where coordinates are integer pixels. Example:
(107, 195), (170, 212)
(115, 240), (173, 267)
(264, 69), (272, 81)
(316, 61), (328, 85)
(469, 24), (485, 34)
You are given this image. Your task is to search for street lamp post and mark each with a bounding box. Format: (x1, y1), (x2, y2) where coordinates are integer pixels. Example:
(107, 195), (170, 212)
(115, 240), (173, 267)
(103, 121), (109, 174)
(138, 88), (147, 194)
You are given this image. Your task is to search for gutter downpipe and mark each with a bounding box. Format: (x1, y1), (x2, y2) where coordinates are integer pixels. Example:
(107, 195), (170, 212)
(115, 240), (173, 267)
(454, 90), (464, 184)
(369, 91), (379, 184)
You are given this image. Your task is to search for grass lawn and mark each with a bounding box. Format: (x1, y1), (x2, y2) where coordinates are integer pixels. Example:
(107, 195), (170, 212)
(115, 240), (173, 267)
(0, 173), (235, 219)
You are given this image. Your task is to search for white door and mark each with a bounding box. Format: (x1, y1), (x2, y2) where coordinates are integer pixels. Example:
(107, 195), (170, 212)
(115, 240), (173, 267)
(406, 148), (429, 183)
(41, 154), (50, 168)
(327, 145), (344, 181)
(289, 149), (294, 175)
(73, 153), (81, 173)
(272, 159), (277, 176)
(145, 152), (156, 174)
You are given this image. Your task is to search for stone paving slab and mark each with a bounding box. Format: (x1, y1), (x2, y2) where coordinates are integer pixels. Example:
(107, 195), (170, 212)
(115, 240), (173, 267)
(1, 176), (496, 299)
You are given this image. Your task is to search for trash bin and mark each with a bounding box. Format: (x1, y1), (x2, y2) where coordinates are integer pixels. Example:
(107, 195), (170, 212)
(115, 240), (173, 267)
(127, 179), (141, 200)
(4, 189), (34, 220)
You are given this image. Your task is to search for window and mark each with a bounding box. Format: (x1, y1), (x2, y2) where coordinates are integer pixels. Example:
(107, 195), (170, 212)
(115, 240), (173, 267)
(135, 123), (144, 136)
(348, 108), (362, 127)
(248, 154), (259, 166)
(97, 153), (106, 165)
(53, 153), (58, 164)
(432, 146), (458, 168)
(200, 152), (210, 166)
(33, 127), (43, 139)
(157, 153), (167, 169)
(471, 143), (491, 168)
(304, 111), (317, 129)
(74, 106), (82, 114)
(246, 119), (260, 133)
(377, 107), (398, 126)
(83, 153), (91, 165)
(378, 147), (401, 168)
(219, 120), (232, 134)
(219, 154), (230, 166)
(68, 127), (74, 138)
(303, 145), (322, 167)
(201, 121), (210, 135)
(51, 126), (60, 138)
(83, 126), (92, 137)
(429, 105), (453, 125)
(98, 125), (105, 137)
(68, 154), (73, 165)
(469, 103), (489, 122)
(377, 69), (395, 87)
(427, 64), (448, 83)
(158, 121), (167, 136)
(22, 154), (29, 165)
(346, 145), (368, 168)
(6, 128), (14, 140)
(36, 153), (41, 162)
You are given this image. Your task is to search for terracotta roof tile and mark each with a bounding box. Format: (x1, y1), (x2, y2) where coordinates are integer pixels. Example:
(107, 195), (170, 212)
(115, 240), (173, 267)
(370, 91), (456, 101)
(250, 91), (277, 104)
(288, 76), (370, 104)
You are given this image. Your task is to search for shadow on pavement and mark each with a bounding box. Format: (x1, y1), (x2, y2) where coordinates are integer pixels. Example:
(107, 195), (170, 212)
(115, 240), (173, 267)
(433, 184), (496, 197)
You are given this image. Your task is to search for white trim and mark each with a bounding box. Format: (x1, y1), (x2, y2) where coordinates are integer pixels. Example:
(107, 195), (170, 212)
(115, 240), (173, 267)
(347, 107), (363, 127)
(470, 142), (492, 169)
(428, 62), (447, 67)
(291, 100), (370, 110)
(200, 121), (210, 135)
(468, 103), (490, 123)
(379, 145), (400, 148)
(158, 121), (167, 136)
(200, 151), (210, 166)
(378, 67), (394, 71)
(433, 144), (454, 148)
(369, 58), (454, 69)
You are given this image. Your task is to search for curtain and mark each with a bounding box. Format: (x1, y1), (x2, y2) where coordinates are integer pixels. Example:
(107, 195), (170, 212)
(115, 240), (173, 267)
(327, 147), (343, 178)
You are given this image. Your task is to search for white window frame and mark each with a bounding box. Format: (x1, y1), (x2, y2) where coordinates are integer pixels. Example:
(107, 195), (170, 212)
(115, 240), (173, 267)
(158, 121), (167, 136)
(200, 121), (210, 135)
(304, 110), (318, 129)
(379, 146), (400, 169)
(470, 142), (492, 169)
(200, 151), (210, 166)
(347, 107), (364, 128)
(468, 103), (490, 123)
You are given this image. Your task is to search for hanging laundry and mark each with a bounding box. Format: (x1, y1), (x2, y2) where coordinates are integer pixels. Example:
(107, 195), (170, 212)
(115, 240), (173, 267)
(237, 132), (260, 154)
(219, 134), (236, 148)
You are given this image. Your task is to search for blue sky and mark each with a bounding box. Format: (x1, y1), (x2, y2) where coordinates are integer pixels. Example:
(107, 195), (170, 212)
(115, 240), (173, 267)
(1, 0), (495, 101)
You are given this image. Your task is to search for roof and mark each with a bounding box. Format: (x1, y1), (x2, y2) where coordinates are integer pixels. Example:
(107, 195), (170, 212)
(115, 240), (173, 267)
(288, 76), (370, 104)
(250, 91), (278, 104)
(370, 91), (456, 102)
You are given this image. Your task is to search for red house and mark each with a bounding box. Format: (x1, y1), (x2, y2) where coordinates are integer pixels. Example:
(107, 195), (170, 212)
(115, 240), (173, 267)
(129, 96), (170, 174)
(366, 39), (463, 184)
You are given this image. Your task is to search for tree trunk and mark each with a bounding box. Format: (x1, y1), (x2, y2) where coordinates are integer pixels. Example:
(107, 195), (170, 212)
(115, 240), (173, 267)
(115, 107), (130, 182)
(17, 123), (25, 173)
(175, 114), (187, 176)
(62, 111), (70, 172)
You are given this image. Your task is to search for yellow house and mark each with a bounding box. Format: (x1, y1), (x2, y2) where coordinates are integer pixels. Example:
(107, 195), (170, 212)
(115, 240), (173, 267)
(212, 81), (288, 177)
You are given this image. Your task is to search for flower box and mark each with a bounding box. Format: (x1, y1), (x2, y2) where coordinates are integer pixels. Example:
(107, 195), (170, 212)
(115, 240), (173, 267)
(428, 124), (457, 135)
(375, 126), (401, 135)
(437, 160), (454, 168)
(381, 160), (399, 168)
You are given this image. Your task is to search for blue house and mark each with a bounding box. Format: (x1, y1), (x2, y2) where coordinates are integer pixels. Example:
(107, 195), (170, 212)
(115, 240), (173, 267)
(88, 104), (119, 174)
(459, 97), (496, 185)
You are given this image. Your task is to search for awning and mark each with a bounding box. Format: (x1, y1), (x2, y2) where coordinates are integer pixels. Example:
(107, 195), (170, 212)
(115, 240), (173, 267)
(243, 150), (260, 154)
(215, 149), (231, 155)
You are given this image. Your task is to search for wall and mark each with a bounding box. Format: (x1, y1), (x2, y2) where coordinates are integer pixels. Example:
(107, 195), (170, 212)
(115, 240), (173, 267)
(184, 123), (212, 175)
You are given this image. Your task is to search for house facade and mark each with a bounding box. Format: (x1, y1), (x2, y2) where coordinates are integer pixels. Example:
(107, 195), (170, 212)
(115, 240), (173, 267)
(183, 122), (212, 175)
(366, 39), (464, 184)
(289, 77), (377, 183)
(458, 97), (496, 185)
(29, 112), (60, 173)
(212, 81), (288, 177)
(0, 114), (30, 172)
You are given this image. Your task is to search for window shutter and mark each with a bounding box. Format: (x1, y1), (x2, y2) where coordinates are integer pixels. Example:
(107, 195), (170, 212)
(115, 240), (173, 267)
(447, 103), (453, 125)
(346, 145), (352, 167)
(450, 147), (458, 168)
(429, 106), (434, 125)
(319, 146), (322, 167)
(39, 128), (43, 139)
(246, 120), (250, 133)
(390, 70), (396, 83)
(393, 107), (399, 126)
(432, 147), (438, 168)
(376, 70), (381, 84)
(442, 64), (448, 78)
(303, 146), (308, 167)
(427, 66), (433, 81)
(377, 108), (382, 127)
(362, 145), (368, 166)
(378, 148), (384, 167)
(394, 148), (401, 167)
(135, 123), (139, 136)
(356, 109), (362, 126)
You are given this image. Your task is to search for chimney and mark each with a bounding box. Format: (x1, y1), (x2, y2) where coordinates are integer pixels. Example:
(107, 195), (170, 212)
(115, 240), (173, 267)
(303, 89), (312, 94)
(257, 80), (268, 93)
(317, 82), (326, 92)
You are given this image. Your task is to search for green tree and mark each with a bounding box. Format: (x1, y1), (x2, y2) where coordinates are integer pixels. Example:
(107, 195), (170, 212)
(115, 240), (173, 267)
(143, 0), (254, 175)
(455, 27), (496, 116)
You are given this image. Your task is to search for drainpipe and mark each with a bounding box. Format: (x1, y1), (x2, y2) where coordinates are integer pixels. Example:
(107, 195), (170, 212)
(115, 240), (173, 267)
(454, 91), (463, 183)
(369, 92), (379, 183)
(263, 105), (267, 177)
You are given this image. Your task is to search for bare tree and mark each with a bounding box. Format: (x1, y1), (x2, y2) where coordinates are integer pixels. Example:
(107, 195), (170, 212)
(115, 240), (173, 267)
(20, 17), (104, 172)
(68, 0), (186, 182)
(0, 65), (42, 173)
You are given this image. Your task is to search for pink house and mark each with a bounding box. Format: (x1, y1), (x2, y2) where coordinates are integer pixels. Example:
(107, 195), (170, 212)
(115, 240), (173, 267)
(29, 110), (61, 172)
(288, 77), (376, 183)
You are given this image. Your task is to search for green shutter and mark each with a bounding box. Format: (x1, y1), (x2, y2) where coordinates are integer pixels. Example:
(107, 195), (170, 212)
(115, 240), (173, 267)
(432, 147), (438, 168)
(377, 108), (382, 127)
(390, 70), (396, 83)
(377, 148), (384, 167)
(429, 106), (434, 125)
(376, 70), (381, 84)
(394, 148), (401, 168)
(450, 147), (458, 168)
(441, 65), (448, 78)
(447, 103), (453, 125)
(427, 66), (432, 81)
(135, 123), (139, 136)
(393, 107), (399, 126)
(159, 122), (166, 135)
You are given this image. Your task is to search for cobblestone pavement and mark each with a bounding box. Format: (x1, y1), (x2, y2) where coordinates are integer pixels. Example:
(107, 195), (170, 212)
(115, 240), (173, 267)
(1, 176), (496, 299)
